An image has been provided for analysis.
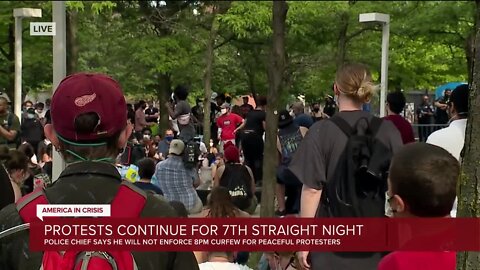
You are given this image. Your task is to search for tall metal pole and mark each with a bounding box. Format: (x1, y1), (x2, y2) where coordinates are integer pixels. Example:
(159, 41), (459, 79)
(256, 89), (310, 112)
(14, 16), (22, 120)
(379, 21), (390, 117)
(52, 1), (66, 181)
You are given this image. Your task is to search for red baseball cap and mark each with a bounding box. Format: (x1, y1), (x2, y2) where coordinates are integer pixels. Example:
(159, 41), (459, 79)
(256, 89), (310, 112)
(50, 73), (127, 142)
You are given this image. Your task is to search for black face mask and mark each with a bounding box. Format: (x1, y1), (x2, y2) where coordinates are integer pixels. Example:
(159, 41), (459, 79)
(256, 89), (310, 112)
(313, 108), (320, 113)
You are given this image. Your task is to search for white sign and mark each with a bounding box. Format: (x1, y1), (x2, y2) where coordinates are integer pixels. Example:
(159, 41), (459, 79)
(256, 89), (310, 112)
(30, 22), (56, 36)
(36, 204), (111, 221)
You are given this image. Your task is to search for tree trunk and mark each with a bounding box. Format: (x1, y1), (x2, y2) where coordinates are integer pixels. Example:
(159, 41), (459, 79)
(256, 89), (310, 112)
(336, 12), (349, 69)
(157, 73), (171, 133)
(203, 13), (219, 146)
(66, 9), (79, 75)
(246, 68), (257, 103)
(261, 0), (288, 218)
(456, 1), (480, 269)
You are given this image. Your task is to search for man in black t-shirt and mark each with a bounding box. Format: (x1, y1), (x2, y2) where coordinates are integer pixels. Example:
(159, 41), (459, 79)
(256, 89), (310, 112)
(417, 95), (434, 141)
(434, 89), (451, 125)
(239, 96), (254, 118)
(237, 96), (267, 184)
(145, 101), (159, 123)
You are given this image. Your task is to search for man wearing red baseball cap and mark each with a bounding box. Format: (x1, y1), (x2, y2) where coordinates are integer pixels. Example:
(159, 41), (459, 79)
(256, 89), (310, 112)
(0, 73), (199, 270)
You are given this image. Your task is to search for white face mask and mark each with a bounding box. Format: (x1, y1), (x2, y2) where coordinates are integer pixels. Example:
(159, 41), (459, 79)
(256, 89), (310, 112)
(334, 94), (340, 106)
(385, 191), (394, 217)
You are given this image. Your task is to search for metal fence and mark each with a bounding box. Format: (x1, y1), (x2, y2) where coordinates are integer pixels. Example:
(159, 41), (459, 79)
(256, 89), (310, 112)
(412, 124), (449, 142)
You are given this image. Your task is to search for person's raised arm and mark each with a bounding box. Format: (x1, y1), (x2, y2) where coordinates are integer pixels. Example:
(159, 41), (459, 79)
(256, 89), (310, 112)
(213, 165), (225, 188)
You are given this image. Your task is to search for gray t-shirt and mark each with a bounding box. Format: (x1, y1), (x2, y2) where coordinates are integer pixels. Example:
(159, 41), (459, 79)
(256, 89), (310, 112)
(289, 111), (402, 191)
(288, 110), (402, 270)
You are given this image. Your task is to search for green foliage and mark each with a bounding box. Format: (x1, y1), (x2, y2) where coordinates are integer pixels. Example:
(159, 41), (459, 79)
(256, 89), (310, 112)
(0, 1), (474, 105)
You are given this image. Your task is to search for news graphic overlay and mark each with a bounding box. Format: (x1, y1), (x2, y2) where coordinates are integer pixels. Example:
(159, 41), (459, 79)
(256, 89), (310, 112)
(36, 205), (111, 221)
(29, 218), (480, 252)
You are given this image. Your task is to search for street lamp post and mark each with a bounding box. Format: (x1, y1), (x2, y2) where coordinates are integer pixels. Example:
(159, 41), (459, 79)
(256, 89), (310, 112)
(13, 8), (42, 121)
(359, 13), (390, 117)
(52, 1), (67, 181)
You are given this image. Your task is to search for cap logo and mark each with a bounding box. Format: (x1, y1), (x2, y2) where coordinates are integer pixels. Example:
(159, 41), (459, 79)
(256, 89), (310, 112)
(75, 93), (97, 107)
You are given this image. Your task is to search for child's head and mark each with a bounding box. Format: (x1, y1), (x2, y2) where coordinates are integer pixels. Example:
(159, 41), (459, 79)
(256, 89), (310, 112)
(388, 143), (459, 217)
(136, 158), (156, 180)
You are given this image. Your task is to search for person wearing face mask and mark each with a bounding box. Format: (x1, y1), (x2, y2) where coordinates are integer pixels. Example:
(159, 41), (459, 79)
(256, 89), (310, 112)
(20, 107), (44, 154)
(135, 100), (156, 138)
(323, 94), (337, 117)
(0, 73), (199, 270)
(34, 102), (46, 126)
(157, 129), (175, 161)
(289, 63), (402, 270)
(380, 143), (457, 270)
(310, 102), (327, 122)
(216, 103), (244, 153)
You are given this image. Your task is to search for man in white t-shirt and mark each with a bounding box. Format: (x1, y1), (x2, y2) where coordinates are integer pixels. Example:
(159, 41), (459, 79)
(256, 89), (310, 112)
(427, 84), (469, 217)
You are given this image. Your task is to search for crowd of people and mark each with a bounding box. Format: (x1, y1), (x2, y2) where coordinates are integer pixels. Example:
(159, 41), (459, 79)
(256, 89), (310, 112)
(0, 61), (468, 270)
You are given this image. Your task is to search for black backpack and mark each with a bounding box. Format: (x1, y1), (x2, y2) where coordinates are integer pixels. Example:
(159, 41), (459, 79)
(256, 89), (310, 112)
(183, 139), (199, 169)
(320, 116), (392, 218)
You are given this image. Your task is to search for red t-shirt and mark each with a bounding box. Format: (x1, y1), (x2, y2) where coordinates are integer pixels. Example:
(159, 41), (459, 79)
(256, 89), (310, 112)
(216, 113), (243, 140)
(378, 251), (456, 270)
(384, 114), (415, 144)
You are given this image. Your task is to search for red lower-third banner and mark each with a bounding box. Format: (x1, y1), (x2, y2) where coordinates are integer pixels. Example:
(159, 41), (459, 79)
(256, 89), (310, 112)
(28, 218), (480, 252)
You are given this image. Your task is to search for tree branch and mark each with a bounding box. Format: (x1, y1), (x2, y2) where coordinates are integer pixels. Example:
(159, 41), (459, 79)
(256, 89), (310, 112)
(213, 34), (235, 50)
(346, 26), (377, 42)
(0, 46), (9, 59)
(428, 30), (466, 41)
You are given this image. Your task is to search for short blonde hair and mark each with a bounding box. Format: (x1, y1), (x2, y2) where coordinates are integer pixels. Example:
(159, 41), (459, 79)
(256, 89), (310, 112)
(335, 63), (378, 103)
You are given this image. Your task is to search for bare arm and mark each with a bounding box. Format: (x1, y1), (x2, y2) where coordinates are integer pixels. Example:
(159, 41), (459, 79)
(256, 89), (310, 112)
(165, 103), (175, 119)
(213, 165), (225, 188)
(0, 125), (17, 141)
(234, 119), (246, 133)
(245, 165), (256, 196)
(136, 111), (150, 128)
(192, 170), (201, 188)
(300, 185), (322, 218)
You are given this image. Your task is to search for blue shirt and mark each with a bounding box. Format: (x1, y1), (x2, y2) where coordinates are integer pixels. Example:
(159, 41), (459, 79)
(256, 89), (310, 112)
(133, 181), (163, 195)
(293, 113), (313, 128)
(154, 156), (199, 211)
(157, 140), (170, 158)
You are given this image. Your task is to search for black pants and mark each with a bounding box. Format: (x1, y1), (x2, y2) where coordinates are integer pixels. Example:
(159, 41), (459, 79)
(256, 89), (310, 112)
(418, 121), (433, 142)
(241, 131), (264, 184)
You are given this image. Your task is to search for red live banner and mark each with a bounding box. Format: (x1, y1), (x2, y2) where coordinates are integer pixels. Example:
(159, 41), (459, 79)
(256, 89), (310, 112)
(29, 218), (480, 252)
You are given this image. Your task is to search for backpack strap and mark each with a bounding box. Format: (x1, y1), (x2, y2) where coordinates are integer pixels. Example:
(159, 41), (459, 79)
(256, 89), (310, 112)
(110, 181), (147, 218)
(329, 116), (354, 137)
(16, 187), (49, 223)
